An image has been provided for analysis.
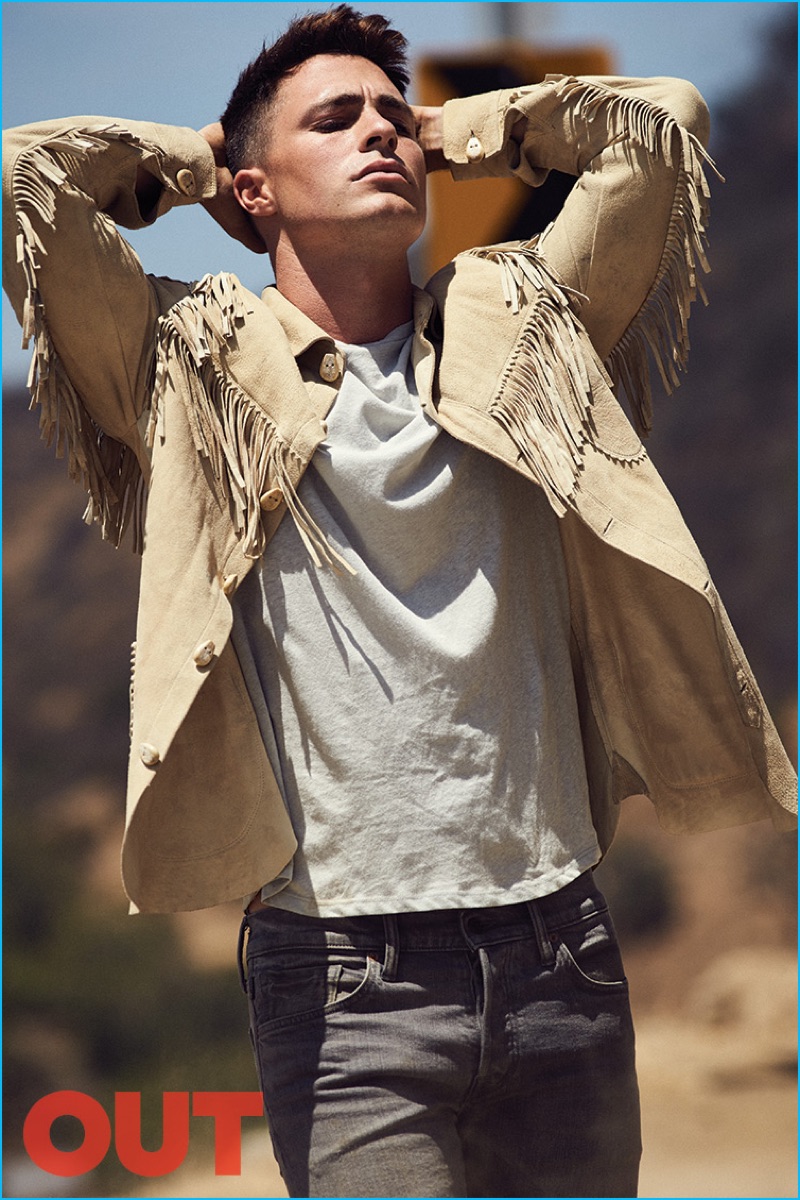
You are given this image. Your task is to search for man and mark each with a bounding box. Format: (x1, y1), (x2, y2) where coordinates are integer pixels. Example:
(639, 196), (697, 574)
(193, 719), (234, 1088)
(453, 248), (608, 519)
(3, 5), (796, 1197)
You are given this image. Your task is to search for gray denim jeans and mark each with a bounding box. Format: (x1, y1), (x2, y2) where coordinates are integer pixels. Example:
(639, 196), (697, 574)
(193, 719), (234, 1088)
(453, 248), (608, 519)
(239, 870), (641, 1198)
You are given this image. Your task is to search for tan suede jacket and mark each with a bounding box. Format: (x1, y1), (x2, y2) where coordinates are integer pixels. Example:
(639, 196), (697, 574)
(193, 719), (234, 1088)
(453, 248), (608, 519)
(3, 76), (796, 913)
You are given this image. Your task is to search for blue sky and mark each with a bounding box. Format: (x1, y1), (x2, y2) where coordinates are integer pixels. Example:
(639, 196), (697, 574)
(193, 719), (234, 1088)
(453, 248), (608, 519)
(2, 1), (791, 379)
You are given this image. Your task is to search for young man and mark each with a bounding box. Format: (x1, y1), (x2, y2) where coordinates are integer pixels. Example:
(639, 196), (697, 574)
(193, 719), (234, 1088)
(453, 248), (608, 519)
(3, 5), (796, 1197)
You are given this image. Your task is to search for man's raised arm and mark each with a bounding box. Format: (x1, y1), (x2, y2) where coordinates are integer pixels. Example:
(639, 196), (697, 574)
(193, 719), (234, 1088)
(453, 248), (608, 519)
(436, 76), (715, 435)
(2, 117), (218, 545)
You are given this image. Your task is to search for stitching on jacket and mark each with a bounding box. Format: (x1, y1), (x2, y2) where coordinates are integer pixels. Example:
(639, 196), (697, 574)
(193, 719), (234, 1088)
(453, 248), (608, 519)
(129, 639), (137, 743)
(466, 241), (646, 517)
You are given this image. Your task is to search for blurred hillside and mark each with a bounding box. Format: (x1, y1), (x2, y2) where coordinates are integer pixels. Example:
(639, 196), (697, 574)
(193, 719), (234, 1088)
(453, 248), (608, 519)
(3, 10), (796, 1198)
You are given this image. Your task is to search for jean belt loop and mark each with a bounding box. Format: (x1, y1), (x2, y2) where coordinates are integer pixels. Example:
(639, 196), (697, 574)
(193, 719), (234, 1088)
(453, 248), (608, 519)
(237, 913), (250, 993)
(527, 898), (556, 967)
(381, 913), (400, 982)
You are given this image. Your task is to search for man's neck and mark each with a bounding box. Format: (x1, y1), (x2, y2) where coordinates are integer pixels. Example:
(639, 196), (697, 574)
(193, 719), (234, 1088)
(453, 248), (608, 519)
(272, 240), (414, 345)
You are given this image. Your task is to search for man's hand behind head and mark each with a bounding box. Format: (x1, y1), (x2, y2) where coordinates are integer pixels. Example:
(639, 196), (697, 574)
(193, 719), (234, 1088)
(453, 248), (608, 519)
(412, 106), (446, 173)
(198, 122), (268, 254)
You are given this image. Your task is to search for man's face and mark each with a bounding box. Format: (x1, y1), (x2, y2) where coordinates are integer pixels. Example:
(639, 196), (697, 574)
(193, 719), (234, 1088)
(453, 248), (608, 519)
(253, 54), (427, 255)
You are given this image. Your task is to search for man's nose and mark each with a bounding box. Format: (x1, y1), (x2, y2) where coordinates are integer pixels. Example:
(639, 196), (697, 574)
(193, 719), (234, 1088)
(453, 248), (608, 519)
(360, 108), (398, 151)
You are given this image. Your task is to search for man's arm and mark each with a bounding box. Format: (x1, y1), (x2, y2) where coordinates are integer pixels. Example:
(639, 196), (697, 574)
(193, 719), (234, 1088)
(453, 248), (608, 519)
(438, 76), (714, 434)
(2, 116), (218, 544)
(3, 116), (220, 437)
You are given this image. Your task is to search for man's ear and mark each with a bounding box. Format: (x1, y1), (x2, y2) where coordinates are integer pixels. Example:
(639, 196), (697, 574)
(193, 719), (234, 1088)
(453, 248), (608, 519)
(233, 167), (277, 217)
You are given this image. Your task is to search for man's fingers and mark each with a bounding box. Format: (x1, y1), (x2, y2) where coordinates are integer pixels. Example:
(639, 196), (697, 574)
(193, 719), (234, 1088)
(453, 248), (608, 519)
(202, 193), (267, 253)
(412, 104), (446, 173)
(196, 124), (268, 253)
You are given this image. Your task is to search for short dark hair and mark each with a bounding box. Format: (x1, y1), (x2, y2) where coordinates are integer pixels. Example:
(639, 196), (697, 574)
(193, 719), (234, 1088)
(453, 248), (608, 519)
(221, 5), (410, 174)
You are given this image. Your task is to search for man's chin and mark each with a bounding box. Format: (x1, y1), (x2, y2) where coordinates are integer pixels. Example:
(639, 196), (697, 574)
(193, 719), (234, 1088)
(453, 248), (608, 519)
(356, 195), (426, 234)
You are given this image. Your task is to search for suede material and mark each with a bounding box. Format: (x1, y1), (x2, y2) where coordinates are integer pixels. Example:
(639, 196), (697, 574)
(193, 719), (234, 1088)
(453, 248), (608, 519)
(3, 81), (796, 913)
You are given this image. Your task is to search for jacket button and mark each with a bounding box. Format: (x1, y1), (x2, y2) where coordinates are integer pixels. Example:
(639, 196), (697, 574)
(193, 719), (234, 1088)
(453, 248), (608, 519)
(176, 168), (197, 196)
(140, 743), (160, 767)
(320, 352), (341, 382)
(193, 640), (215, 667)
(221, 573), (239, 596)
(466, 135), (485, 163)
(259, 488), (283, 511)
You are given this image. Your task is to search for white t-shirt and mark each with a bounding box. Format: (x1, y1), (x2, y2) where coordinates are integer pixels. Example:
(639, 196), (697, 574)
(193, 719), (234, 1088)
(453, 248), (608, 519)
(232, 321), (600, 916)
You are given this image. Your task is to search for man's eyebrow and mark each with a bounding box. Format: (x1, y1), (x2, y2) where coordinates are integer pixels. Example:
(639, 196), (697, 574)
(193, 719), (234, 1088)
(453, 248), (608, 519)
(377, 95), (415, 122)
(303, 93), (415, 123)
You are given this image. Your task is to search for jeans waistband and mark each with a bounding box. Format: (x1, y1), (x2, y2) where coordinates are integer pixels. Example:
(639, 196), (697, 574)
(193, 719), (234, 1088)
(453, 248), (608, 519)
(394, 870), (600, 950)
(241, 870), (602, 978)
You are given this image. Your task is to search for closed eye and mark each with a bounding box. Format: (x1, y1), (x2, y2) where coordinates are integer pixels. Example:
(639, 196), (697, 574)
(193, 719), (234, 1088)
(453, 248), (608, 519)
(392, 117), (417, 138)
(314, 118), (351, 132)
(304, 93), (416, 138)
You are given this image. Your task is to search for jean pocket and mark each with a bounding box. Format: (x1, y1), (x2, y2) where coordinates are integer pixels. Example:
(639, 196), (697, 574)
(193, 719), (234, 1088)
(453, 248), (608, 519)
(550, 903), (628, 993)
(248, 949), (378, 1031)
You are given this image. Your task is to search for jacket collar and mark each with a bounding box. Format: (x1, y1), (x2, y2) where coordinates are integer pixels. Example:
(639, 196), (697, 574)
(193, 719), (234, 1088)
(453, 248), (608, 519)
(261, 285), (331, 357)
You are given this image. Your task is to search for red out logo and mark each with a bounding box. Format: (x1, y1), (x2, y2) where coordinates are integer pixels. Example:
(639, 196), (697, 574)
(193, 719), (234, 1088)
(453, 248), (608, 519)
(23, 1091), (264, 1177)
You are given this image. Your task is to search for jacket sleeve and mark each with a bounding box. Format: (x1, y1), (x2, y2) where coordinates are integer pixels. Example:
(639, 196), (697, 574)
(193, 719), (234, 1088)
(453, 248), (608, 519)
(441, 76), (715, 435)
(2, 117), (216, 546)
